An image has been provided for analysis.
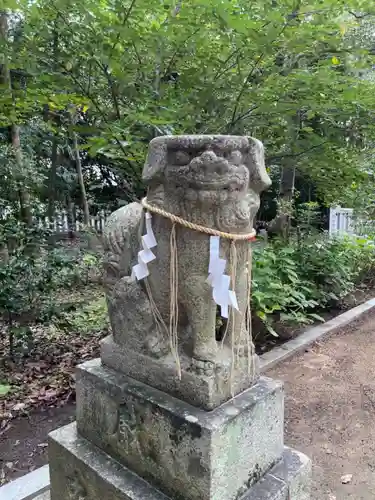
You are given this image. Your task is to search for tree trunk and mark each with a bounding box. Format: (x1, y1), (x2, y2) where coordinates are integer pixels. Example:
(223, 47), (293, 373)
(47, 136), (58, 219)
(268, 112), (300, 241)
(0, 12), (8, 260)
(1, 12), (32, 226)
(268, 163), (296, 241)
(279, 165), (296, 200)
(46, 23), (60, 219)
(11, 124), (33, 226)
(72, 130), (90, 225)
(66, 193), (75, 239)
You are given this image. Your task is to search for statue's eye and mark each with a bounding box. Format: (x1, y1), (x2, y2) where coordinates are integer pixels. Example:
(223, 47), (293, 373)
(228, 150), (243, 164)
(173, 151), (190, 166)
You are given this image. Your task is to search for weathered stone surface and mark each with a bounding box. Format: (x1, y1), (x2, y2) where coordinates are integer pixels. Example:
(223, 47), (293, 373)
(6, 447), (311, 500)
(243, 474), (289, 500)
(102, 135), (271, 406)
(244, 448), (312, 500)
(48, 423), (169, 500)
(48, 422), (310, 500)
(33, 494), (51, 500)
(271, 447), (312, 500)
(75, 359), (283, 500)
(101, 334), (259, 410)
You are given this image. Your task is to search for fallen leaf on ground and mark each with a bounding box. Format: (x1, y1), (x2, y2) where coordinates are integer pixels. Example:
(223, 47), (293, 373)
(0, 311), (107, 436)
(12, 403), (26, 411)
(341, 474), (353, 484)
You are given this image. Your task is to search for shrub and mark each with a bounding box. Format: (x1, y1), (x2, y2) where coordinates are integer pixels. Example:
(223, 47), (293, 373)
(54, 295), (109, 335)
(252, 232), (375, 336)
(251, 242), (320, 336)
(0, 222), (57, 356)
(0, 220), (104, 357)
(296, 234), (375, 306)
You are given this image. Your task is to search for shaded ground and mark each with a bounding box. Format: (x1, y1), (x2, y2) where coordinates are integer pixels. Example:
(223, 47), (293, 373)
(0, 403), (75, 484)
(0, 286), (107, 436)
(267, 310), (375, 500)
(0, 285), (107, 485)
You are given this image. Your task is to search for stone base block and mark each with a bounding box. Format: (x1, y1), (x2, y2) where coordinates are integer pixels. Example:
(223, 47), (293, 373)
(34, 494), (50, 500)
(48, 423), (311, 500)
(75, 359), (284, 500)
(101, 334), (259, 410)
(48, 423), (169, 500)
(244, 447), (312, 500)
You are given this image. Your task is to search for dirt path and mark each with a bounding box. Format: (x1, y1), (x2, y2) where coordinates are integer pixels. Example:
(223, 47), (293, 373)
(0, 404), (75, 484)
(267, 310), (375, 500)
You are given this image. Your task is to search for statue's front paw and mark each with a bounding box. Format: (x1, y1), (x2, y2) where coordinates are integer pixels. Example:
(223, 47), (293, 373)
(145, 333), (170, 358)
(191, 357), (215, 376)
(236, 344), (249, 357)
(235, 342), (256, 357)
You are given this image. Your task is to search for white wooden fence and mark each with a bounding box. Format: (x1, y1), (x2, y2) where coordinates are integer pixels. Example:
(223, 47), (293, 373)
(37, 210), (109, 234)
(46, 206), (372, 237)
(329, 206), (374, 237)
(329, 206), (355, 236)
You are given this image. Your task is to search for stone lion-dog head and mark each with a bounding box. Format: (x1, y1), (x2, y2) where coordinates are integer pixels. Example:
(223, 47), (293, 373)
(142, 135), (271, 232)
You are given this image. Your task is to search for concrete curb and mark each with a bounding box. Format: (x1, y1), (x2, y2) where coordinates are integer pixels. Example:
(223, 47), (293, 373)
(2, 297), (375, 500)
(259, 297), (375, 372)
(0, 465), (49, 500)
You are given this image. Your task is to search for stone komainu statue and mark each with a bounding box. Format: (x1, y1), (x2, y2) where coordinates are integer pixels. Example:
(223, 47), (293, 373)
(102, 135), (271, 395)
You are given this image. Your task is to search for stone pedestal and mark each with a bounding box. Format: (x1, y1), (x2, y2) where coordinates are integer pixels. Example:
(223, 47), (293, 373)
(101, 334), (260, 410)
(48, 359), (311, 500)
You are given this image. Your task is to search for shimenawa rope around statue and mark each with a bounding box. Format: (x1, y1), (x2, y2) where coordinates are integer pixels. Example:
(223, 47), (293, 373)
(141, 197), (256, 385)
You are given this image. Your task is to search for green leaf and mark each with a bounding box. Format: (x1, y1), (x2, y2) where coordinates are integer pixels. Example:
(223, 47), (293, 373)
(308, 313), (325, 322)
(266, 325), (279, 338)
(0, 384), (12, 397)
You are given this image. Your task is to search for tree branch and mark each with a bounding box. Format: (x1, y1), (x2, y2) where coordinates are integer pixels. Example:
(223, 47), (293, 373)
(224, 104), (258, 131)
(229, 21), (291, 128)
(267, 141), (329, 163)
(349, 11), (372, 20)
(96, 61), (121, 120)
(163, 27), (201, 77)
(110, 0), (137, 57)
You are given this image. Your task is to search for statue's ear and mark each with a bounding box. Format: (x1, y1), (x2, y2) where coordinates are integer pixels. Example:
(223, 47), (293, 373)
(245, 137), (272, 193)
(142, 137), (168, 184)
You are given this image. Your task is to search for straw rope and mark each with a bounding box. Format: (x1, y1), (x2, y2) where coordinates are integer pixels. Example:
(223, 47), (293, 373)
(141, 196), (256, 382)
(141, 197), (256, 241)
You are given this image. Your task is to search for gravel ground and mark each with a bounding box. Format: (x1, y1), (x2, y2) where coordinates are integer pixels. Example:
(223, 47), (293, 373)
(267, 310), (375, 500)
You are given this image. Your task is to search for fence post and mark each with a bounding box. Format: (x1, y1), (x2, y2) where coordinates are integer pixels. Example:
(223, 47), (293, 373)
(329, 207), (338, 235)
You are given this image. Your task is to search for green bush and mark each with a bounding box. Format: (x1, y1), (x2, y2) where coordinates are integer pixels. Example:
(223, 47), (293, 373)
(252, 242), (320, 336)
(54, 295), (109, 335)
(0, 220), (104, 356)
(252, 232), (375, 336)
(296, 234), (375, 306)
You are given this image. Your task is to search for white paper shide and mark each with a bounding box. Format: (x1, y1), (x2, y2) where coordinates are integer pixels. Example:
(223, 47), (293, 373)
(132, 212), (157, 280)
(207, 236), (239, 318)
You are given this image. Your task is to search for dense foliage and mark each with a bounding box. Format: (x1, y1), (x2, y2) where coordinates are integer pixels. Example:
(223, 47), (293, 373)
(253, 232), (375, 336)
(1, 1), (375, 212)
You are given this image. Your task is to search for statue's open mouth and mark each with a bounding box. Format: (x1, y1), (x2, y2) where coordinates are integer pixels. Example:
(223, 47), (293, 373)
(187, 177), (246, 191)
(166, 163), (249, 193)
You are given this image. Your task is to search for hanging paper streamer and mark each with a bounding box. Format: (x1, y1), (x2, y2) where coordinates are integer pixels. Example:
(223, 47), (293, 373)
(132, 212), (157, 280)
(207, 236), (239, 318)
